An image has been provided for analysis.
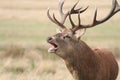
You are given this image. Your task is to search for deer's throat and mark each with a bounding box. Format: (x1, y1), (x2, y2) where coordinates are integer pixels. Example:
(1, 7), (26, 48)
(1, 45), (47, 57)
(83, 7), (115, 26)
(64, 44), (99, 80)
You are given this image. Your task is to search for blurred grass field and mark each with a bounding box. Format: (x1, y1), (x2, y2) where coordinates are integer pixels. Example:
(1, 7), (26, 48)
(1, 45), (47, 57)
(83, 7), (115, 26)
(0, 0), (120, 80)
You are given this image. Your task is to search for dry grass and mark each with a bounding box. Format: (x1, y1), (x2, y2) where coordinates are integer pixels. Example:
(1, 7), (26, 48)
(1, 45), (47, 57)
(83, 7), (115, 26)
(0, 44), (119, 80)
(0, 44), (73, 80)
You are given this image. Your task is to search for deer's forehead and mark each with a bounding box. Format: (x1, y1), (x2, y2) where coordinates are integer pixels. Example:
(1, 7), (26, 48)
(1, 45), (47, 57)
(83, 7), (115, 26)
(54, 33), (63, 37)
(54, 33), (66, 37)
(54, 32), (71, 37)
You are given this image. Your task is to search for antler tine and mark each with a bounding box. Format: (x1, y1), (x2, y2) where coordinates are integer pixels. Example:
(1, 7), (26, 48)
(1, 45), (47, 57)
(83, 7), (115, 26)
(80, 6), (89, 13)
(71, 11), (84, 32)
(59, 0), (64, 16)
(53, 13), (66, 28)
(59, 0), (68, 24)
(47, 0), (68, 28)
(91, 0), (120, 26)
(69, 10), (81, 29)
(72, 0), (120, 32)
(78, 11), (81, 27)
(59, 0), (80, 24)
(47, 8), (66, 29)
(70, 1), (89, 14)
(69, 12), (76, 28)
(47, 8), (56, 23)
(70, 0), (80, 13)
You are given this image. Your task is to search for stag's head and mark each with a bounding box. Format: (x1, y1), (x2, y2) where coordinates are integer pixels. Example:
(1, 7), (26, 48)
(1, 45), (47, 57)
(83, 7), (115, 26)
(47, 0), (120, 59)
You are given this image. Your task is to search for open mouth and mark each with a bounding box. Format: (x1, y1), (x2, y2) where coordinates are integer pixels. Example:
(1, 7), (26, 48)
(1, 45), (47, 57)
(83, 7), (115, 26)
(48, 42), (58, 53)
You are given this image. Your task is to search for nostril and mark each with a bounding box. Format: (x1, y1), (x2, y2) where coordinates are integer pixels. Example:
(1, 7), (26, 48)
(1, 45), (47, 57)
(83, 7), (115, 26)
(47, 37), (53, 42)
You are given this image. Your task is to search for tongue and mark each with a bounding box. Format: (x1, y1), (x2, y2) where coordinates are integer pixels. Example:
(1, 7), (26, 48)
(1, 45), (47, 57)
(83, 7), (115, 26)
(48, 46), (57, 53)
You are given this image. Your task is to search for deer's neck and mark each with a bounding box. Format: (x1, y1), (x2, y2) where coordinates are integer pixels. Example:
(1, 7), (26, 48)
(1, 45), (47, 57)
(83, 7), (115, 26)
(64, 41), (99, 80)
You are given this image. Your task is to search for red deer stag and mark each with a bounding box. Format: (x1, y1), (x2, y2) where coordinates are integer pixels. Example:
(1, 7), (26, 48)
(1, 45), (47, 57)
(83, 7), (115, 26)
(47, 0), (120, 80)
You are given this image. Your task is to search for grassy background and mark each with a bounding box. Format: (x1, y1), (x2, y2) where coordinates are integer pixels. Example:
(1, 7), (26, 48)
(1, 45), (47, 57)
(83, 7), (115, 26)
(0, 0), (120, 80)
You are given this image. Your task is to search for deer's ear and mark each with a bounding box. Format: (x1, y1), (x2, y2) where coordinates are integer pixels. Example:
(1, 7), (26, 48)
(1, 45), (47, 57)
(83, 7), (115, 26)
(56, 28), (62, 33)
(75, 29), (86, 39)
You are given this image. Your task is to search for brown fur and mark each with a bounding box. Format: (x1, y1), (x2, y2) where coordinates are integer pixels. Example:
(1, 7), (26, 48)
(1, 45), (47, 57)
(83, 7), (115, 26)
(64, 41), (119, 80)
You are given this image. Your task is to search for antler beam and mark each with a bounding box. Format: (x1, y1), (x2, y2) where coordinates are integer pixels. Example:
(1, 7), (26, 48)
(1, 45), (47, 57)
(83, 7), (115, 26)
(47, 0), (88, 29)
(47, 0), (120, 33)
(72, 0), (120, 32)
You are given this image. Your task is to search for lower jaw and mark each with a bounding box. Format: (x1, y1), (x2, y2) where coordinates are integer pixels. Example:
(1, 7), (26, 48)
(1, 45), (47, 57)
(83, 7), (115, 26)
(48, 48), (57, 53)
(48, 50), (56, 53)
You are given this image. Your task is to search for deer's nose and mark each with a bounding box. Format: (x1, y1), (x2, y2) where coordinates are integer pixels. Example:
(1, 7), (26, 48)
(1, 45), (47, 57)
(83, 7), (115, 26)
(47, 37), (53, 42)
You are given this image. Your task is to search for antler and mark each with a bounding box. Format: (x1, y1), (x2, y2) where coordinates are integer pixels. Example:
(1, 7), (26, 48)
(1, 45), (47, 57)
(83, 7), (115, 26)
(71, 0), (120, 32)
(47, 0), (88, 29)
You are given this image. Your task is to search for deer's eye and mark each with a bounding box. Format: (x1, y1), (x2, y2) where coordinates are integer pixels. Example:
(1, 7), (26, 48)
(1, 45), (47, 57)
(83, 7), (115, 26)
(63, 35), (71, 39)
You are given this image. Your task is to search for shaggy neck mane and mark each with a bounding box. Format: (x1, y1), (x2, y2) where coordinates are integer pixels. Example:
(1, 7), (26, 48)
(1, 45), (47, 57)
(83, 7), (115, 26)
(64, 40), (100, 80)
